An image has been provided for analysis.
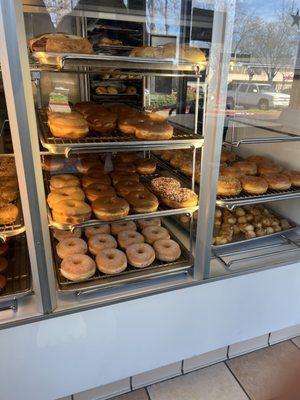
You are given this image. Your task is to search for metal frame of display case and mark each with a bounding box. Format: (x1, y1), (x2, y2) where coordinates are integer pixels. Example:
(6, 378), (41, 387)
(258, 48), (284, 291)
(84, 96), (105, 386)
(0, 0), (239, 321)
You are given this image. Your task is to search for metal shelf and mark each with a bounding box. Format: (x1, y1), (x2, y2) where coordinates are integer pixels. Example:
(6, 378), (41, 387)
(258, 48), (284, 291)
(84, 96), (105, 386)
(37, 110), (204, 156)
(212, 231), (300, 270)
(226, 117), (300, 147)
(31, 52), (204, 74)
(0, 234), (32, 303)
(51, 226), (193, 295)
(216, 187), (300, 210)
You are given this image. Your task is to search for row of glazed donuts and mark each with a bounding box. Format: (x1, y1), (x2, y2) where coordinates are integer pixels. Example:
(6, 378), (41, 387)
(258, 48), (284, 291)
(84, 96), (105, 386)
(53, 218), (182, 281)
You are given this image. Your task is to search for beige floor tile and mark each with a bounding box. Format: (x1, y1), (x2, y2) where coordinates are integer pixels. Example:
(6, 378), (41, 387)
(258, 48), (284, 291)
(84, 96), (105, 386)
(227, 341), (300, 400)
(109, 389), (149, 400)
(147, 362), (248, 400)
(291, 336), (300, 349)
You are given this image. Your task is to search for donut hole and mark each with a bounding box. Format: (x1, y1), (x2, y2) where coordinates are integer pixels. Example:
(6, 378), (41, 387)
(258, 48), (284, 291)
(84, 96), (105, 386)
(73, 260), (80, 265)
(129, 234), (136, 238)
(68, 242), (74, 247)
(153, 229), (159, 234)
(164, 244), (171, 248)
(66, 201), (76, 207)
(137, 249), (144, 254)
(108, 254), (115, 260)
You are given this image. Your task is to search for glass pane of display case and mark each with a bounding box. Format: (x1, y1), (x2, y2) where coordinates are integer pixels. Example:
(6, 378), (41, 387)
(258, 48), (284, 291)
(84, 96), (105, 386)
(0, 69), (36, 321)
(206, 0), (300, 278)
(21, 0), (230, 306)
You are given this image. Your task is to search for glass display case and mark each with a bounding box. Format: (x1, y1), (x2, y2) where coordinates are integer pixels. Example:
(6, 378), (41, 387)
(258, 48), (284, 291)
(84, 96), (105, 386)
(4, 0), (300, 324)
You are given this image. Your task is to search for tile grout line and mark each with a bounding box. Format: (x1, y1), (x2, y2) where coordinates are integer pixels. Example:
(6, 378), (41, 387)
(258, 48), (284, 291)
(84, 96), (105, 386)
(289, 338), (300, 351)
(145, 386), (152, 400)
(224, 361), (252, 400)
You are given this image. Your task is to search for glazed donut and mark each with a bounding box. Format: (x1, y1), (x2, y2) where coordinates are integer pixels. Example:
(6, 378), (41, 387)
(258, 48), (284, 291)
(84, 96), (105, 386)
(52, 199), (92, 224)
(0, 204), (18, 224)
(113, 162), (136, 174)
(0, 177), (19, 190)
(0, 243), (8, 256)
(115, 152), (138, 164)
(126, 190), (159, 213)
(282, 170), (300, 187)
(241, 176), (268, 194)
(217, 176), (242, 196)
(145, 111), (167, 122)
(111, 221), (137, 236)
(153, 239), (181, 262)
(126, 243), (155, 268)
(56, 237), (87, 259)
(95, 86), (107, 95)
(219, 166), (245, 180)
(108, 103), (134, 115)
(161, 188), (198, 208)
(53, 228), (82, 241)
(179, 160), (193, 176)
(118, 113), (148, 136)
(137, 218), (161, 230)
(117, 229), (144, 250)
(261, 173), (291, 191)
(107, 86), (118, 94)
(96, 248), (127, 274)
(150, 177), (181, 197)
(81, 173), (111, 188)
(92, 196), (129, 221)
(76, 158), (103, 174)
(115, 180), (145, 197)
(160, 150), (173, 161)
(0, 274), (7, 290)
(221, 150), (236, 163)
(111, 172), (139, 185)
(135, 158), (156, 175)
(126, 86), (137, 95)
(1, 187), (18, 203)
(0, 257), (8, 273)
(85, 225), (110, 238)
(85, 184), (116, 202)
(233, 162), (257, 175)
(48, 113), (89, 139)
(42, 156), (64, 172)
(47, 187), (85, 208)
(0, 157), (17, 178)
(142, 226), (170, 245)
(88, 233), (117, 256)
(135, 121), (173, 140)
(258, 163), (283, 175)
(60, 254), (96, 281)
(50, 174), (80, 191)
(86, 113), (117, 135)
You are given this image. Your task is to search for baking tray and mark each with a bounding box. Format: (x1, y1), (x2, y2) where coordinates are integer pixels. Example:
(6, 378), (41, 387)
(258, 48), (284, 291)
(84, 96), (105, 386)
(0, 234), (32, 302)
(31, 52), (204, 74)
(51, 225), (193, 294)
(37, 109), (204, 156)
(44, 168), (199, 231)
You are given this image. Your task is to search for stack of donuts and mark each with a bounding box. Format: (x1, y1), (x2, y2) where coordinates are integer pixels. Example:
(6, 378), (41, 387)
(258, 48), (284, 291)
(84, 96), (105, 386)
(213, 205), (292, 245)
(153, 149), (201, 184)
(53, 218), (182, 282)
(218, 149), (300, 196)
(0, 242), (9, 292)
(0, 157), (19, 225)
(47, 102), (174, 141)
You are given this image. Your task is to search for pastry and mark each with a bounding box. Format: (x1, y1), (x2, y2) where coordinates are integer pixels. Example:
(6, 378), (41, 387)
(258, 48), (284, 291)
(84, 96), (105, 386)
(60, 254), (96, 282)
(29, 33), (94, 54)
(96, 248), (127, 274)
(217, 176), (242, 196)
(240, 176), (268, 195)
